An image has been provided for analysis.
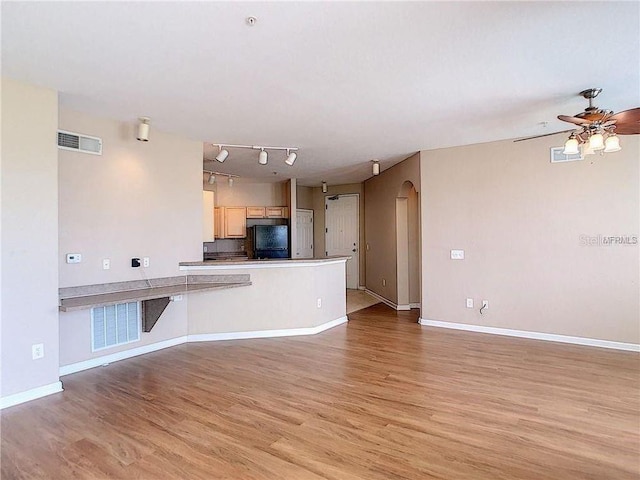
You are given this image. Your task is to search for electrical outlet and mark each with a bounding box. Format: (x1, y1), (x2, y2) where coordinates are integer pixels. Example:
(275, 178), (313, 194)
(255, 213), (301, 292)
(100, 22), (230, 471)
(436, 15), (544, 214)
(482, 300), (489, 310)
(143, 257), (150, 267)
(450, 249), (465, 260)
(466, 298), (474, 308)
(317, 298), (322, 308)
(102, 259), (110, 270)
(32, 343), (44, 360)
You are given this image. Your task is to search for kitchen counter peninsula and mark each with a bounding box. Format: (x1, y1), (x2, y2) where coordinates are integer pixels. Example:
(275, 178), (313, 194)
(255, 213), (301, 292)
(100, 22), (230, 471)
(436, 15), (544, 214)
(180, 256), (349, 339)
(179, 256), (350, 270)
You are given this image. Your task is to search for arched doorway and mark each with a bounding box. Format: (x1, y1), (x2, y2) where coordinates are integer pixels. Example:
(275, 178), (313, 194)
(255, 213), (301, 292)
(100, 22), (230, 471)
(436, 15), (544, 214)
(396, 181), (420, 309)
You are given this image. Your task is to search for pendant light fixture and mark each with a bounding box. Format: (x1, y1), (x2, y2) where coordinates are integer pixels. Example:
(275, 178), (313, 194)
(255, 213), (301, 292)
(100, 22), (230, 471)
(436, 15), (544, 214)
(137, 117), (150, 142)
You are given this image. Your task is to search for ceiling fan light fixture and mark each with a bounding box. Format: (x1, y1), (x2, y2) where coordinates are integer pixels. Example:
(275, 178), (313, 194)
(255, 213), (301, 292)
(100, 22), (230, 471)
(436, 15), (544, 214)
(604, 134), (621, 153)
(588, 132), (604, 151)
(563, 135), (580, 155)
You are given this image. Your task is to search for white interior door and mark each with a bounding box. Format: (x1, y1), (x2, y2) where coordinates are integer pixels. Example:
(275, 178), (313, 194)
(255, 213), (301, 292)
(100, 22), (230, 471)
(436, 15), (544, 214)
(325, 194), (359, 289)
(296, 209), (314, 259)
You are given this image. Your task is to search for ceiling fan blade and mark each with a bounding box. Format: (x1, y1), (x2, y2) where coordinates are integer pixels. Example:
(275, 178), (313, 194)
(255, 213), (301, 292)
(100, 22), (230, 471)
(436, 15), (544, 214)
(608, 107), (640, 134)
(513, 129), (575, 142)
(558, 115), (591, 126)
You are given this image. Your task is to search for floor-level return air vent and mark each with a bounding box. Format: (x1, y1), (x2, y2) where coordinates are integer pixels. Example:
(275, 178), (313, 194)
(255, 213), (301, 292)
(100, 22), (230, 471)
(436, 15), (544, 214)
(57, 130), (102, 155)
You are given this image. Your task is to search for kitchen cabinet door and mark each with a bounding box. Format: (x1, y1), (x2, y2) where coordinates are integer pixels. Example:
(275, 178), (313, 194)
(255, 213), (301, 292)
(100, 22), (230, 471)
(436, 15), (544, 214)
(225, 207), (247, 238)
(265, 206), (289, 218)
(246, 207), (265, 218)
(214, 207), (224, 239)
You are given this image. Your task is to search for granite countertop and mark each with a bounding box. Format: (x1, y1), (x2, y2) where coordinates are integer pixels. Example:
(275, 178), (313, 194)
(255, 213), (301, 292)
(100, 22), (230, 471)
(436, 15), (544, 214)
(59, 274), (251, 311)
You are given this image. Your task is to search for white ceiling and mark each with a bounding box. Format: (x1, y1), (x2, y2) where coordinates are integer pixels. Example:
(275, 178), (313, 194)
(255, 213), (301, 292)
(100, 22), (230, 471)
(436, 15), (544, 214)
(3, 2), (639, 186)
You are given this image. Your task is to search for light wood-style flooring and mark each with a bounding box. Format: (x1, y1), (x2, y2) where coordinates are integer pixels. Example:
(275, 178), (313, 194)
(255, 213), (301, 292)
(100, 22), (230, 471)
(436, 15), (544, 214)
(346, 288), (380, 314)
(2, 305), (639, 479)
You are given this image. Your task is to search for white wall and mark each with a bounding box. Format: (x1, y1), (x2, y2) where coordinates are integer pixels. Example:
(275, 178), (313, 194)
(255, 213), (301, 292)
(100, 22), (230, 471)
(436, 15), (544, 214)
(420, 136), (640, 344)
(58, 109), (203, 367)
(1, 78), (60, 398)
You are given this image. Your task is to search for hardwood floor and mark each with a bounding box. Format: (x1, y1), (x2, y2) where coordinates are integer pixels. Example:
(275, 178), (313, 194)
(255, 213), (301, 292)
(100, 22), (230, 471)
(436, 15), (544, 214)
(2, 304), (639, 479)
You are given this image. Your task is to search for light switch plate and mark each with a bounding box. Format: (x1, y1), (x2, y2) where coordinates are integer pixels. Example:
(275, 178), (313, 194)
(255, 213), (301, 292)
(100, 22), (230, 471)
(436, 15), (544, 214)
(451, 249), (464, 260)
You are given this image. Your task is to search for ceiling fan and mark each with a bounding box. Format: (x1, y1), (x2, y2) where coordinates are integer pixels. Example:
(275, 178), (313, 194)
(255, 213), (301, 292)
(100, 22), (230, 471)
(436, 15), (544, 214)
(515, 88), (640, 155)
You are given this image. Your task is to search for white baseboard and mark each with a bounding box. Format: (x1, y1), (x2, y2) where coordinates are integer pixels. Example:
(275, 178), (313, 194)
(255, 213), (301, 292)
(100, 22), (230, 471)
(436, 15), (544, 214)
(409, 303), (421, 309)
(363, 289), (407, 311)
(188, 316), (348, 343)
(60, 335), (189, 377)
(0, 381), (63, 410)
(419, 318), (640, 352)
(60, 316), (349, 378)
(358, 286), (367, 291)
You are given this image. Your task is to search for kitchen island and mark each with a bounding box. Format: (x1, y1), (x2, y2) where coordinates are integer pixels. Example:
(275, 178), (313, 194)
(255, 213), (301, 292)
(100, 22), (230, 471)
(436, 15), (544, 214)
(179, 257), (350, 341)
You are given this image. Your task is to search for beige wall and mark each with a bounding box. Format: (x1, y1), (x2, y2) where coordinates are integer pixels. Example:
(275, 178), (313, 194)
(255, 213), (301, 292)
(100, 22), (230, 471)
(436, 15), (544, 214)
(420, 136), (640, 344)
(364, 154), (421, 304)
(312, 183), (366, 282)
(58, 109), (203, 366)
(187, 262), (346, 334)
(1, 78), (60, 397)
(59, 109), (203, 286)
(206, 179), (288, 207)
(296, 185), (314, 210)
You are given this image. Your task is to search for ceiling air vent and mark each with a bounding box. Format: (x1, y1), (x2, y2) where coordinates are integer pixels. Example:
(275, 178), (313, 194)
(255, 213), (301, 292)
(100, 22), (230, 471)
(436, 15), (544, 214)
(57, 130), (102, 155)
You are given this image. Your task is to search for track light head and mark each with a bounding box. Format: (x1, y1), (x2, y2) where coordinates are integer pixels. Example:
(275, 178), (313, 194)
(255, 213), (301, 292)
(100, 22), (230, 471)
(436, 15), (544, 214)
(137, 117), (150, 142)
(285, 150), (297, 166)
(372, 160), (380, 176)
(216, 146), (229, 162)
(208, 173), (216, 185)
(228, 176), (234, 187)
(322, 181), (328, 193)
(259, 149), (268, 165)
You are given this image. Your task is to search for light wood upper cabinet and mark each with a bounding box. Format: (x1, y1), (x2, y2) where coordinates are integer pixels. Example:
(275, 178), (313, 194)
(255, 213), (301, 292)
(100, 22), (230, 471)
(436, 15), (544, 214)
(246, 207), (266, 218)
(224, 207), (247, 238)
(266, 206), (289, 218)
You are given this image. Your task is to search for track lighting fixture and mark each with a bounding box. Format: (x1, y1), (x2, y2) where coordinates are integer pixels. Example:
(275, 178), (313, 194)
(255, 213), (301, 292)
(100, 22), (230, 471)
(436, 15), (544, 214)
(208, 173), (216, 185)
(285, 149), (297, 166)
(372, 160), (380, 176)
(322, 182), (328, 193)
(211, 143), (299, 166)
(203, 170), (238, 187)
(216, 146), (229, 162)
(137, 117), (150, 142)
(228, 177), (234, 187)
(259, 149), (268, 165)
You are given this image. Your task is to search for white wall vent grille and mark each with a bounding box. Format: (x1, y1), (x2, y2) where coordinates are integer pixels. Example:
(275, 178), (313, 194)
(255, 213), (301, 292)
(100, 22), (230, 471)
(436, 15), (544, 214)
(58, 130), (102, 155)
(91, 302), (140, 351)
(550, 147), (583, 163)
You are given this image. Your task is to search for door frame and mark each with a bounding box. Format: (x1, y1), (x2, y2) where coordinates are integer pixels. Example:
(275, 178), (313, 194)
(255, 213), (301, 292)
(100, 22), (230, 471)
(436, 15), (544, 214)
(324, 193), (359, 289)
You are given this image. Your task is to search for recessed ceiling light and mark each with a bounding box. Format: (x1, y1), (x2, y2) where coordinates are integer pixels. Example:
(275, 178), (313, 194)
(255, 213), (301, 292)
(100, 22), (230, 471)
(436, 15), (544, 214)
(246, 16), (257, 26)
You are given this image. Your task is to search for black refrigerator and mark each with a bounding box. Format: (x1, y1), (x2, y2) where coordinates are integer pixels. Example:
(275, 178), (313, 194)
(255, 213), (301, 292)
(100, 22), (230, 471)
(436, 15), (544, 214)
(252, 225), (289, 259)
